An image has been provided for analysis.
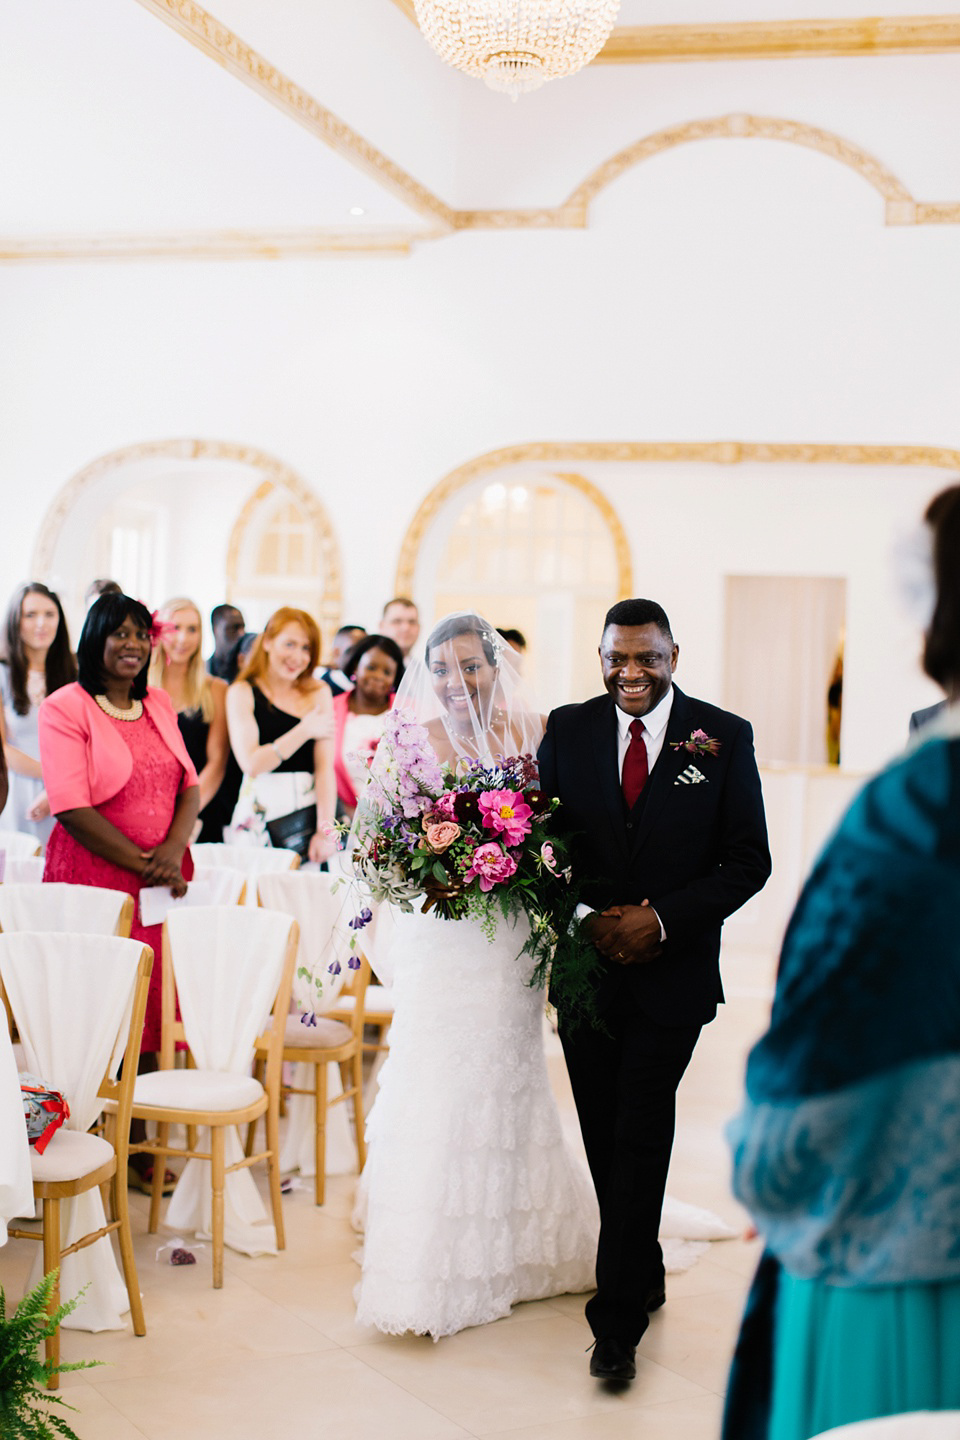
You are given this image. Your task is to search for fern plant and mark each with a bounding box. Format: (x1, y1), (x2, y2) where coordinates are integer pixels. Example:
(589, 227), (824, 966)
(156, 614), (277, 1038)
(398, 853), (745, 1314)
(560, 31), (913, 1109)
(0, 1270), (101, 1439)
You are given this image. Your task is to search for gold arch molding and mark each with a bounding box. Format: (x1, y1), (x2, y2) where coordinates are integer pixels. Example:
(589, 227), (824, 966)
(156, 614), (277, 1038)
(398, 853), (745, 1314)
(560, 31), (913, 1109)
(32, 438), (343, 626)
(396, 467), (633, 603)
(395, 439), (960, 596)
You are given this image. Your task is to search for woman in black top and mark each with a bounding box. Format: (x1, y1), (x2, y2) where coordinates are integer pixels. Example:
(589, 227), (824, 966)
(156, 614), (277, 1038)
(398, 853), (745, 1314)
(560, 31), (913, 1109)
(225, 607), (336, 863)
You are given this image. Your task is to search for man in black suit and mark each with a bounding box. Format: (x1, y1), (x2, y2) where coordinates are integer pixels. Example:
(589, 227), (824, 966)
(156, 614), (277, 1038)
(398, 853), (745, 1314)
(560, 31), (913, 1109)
(538, 598), (771, 1382)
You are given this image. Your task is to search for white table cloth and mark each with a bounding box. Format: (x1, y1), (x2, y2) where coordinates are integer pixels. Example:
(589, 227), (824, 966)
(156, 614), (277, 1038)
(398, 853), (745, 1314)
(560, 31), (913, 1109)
(0, 1021), (33, 1246)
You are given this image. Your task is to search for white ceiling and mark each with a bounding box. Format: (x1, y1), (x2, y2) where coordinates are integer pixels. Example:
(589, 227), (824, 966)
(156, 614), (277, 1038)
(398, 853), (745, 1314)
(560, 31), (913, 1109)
(3, 0), (960, 241)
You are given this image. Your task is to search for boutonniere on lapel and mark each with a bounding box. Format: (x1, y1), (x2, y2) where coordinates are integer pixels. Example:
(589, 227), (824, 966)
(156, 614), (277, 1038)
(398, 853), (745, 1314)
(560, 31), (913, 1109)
(670, 729), (722, 759)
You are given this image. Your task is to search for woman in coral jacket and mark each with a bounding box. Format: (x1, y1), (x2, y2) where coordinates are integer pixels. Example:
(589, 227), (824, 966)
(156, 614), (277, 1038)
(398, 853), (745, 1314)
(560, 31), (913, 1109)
(39, 592), (199, 1059)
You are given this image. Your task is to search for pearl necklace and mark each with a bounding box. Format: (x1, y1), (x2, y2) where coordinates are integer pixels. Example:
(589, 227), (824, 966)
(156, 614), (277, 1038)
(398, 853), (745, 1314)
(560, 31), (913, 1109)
(95, 693), (143, 722)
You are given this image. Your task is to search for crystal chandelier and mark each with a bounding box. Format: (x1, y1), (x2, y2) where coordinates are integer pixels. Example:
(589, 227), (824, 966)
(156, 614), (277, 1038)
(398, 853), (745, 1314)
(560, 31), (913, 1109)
(413, 0), (621, 98)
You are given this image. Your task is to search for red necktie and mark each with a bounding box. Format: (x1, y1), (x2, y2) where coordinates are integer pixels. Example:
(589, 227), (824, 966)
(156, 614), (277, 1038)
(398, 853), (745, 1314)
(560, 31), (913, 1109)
(622, 718), (649, 810)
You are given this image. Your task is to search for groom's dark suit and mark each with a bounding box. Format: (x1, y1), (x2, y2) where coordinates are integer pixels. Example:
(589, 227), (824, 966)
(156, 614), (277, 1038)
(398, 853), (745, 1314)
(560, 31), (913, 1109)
(538, 683), (770, 1344)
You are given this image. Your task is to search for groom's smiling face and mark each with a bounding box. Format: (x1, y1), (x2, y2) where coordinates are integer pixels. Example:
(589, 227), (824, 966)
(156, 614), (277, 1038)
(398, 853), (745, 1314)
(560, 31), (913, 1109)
(600, 623), (678, 718)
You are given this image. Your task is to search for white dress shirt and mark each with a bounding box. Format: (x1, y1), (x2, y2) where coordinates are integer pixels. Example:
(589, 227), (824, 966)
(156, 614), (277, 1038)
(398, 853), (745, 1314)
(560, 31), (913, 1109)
(616, 685), (675, 780)
(575, 686), (675, 939)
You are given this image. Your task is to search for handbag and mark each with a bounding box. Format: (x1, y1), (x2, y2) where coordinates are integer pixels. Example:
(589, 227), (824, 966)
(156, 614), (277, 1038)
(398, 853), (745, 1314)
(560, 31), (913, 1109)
(265, 804), (318, 860)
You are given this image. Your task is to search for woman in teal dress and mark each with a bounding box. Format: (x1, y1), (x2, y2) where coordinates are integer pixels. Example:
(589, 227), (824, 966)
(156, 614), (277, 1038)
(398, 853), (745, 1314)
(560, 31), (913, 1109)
(724, 482), (960, 1440)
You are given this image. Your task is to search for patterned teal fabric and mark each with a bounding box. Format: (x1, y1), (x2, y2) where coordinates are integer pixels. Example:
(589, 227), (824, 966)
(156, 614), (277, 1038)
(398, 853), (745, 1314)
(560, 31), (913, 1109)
(723, 722), (960, 1439)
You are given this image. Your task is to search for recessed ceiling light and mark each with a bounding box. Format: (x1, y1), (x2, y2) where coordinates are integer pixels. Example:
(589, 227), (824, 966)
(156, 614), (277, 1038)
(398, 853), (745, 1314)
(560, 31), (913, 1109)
(349, 206), (366, 217)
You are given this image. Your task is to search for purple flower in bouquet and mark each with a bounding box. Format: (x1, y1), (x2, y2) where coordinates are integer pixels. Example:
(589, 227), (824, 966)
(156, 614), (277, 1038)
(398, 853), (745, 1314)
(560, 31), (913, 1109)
(347, 956), (362, 970)
(478, 790), (533, 846)
(464, 841), (518, 892)
(349, 907), (373, 930)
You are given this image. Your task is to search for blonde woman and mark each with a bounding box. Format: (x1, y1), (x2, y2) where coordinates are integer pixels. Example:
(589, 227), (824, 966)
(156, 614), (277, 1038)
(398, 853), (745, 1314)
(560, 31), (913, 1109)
(225, 607), (336, 863)
(148, 597), (231, 843)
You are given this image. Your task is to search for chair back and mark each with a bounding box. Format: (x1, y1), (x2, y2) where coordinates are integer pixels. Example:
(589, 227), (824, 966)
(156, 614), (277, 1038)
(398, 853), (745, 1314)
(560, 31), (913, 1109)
(255, 870), (353, 1012)
(188, 865), (247, 907)
(0, 933), (150, 1133)
(189, 843), (300, 906)
(0, 831), (42, 861)
(0, 856), (44, 884)
(0, 883), (133, 937)
(161, 907), (298, 1078)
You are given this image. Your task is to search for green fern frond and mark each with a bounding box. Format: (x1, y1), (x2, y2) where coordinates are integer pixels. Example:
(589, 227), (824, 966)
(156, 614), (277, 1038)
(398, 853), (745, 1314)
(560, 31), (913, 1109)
(0, 1271), (102, 1440)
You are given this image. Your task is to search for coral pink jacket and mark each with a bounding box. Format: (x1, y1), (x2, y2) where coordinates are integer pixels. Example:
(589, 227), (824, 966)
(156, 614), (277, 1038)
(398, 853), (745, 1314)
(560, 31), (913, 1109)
(39, 683), (199, 814)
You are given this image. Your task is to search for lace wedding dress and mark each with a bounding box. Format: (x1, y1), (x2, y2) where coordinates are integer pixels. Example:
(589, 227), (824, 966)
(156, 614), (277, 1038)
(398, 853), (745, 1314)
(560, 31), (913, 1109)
(354, 905), (599, 1339)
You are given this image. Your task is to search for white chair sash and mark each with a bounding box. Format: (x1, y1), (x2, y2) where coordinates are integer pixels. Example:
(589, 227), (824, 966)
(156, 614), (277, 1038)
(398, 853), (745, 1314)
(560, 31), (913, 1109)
(0, 933), (143, 1331)
(160, 906), (295, 1256)
(255, 872), (358, 1179)
(0, 883), (128, 936)
(0, 1021), (33, 1246)
(188, 842), (299, 906)
(0, 830), (43, 861)
(187, 865), (246, 907)
(1, 856), (44, 885)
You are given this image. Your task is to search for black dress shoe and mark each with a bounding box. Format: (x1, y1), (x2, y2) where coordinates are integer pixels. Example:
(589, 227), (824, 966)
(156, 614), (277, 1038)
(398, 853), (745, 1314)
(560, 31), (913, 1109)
(646, 1283), (666, 1312)
(589, 1338), (637, 1381)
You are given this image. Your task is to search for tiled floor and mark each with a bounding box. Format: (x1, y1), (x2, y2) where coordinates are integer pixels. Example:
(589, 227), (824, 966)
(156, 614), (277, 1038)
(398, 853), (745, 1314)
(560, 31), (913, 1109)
(0, 946), (775, 1440)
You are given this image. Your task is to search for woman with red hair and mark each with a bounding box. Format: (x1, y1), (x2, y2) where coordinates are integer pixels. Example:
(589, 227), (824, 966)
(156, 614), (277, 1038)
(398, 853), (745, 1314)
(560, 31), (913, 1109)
(225, 607), (336, 864)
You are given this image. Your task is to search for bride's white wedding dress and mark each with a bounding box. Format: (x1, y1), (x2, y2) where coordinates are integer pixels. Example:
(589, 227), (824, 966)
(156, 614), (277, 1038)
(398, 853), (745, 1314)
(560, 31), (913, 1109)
(354, 906), (599, 1339)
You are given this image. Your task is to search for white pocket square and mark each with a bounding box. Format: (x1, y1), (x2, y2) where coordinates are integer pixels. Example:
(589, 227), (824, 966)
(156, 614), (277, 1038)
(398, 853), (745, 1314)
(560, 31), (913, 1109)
(675, 764), (708, 786)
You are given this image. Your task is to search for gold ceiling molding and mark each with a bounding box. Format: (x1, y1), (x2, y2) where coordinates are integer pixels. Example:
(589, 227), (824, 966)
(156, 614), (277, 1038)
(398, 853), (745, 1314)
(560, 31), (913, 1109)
(594, 15), (960, 63)
(132, 0), (456, 231)
(394, 439), (960, 593)
(0, 230), (422, 263)
(32, 439), (343, 628)
(389, 3), (960, 62)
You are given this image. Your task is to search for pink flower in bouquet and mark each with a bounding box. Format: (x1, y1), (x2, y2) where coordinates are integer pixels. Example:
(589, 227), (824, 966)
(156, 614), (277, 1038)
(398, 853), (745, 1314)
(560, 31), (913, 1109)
(539, 841), (558, 873)
(465, 842), (518, 892)
(423, 821), (461, 854)
(478, 790), (533, 846)
(429, 791), (460, 822)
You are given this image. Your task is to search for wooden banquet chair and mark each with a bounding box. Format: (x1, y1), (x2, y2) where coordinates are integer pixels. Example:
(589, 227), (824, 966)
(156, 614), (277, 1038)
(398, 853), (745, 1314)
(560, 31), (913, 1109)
(124, 906), (298, 1287)
(252, 870), (368, 1205)
(0, 934), (153, 1387)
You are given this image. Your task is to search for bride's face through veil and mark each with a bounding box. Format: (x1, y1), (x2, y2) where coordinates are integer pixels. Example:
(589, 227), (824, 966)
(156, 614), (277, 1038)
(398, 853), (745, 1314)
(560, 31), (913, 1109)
(427, 631), (499, 735)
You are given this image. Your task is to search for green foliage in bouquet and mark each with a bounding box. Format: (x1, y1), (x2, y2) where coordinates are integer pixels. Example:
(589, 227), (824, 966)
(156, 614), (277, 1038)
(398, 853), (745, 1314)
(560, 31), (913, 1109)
(0, 1271), (101, 1440)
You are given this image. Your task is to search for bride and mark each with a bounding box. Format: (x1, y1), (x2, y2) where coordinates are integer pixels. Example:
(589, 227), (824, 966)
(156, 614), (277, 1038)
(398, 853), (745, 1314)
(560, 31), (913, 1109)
(353, 612), (599, 1339)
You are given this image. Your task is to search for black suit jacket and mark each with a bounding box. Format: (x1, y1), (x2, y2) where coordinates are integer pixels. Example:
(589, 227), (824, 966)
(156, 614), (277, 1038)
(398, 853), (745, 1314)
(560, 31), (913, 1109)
(538, 686), (771, 1028)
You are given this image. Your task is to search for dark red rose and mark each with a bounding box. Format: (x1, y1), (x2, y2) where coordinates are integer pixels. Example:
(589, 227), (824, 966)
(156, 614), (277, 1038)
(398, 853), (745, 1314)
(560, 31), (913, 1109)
(454, 792), (482, 826)
(523, 788), (551, 816)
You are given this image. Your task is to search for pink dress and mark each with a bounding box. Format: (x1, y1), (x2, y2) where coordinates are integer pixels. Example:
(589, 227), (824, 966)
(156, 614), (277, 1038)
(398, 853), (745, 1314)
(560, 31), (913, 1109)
(44, 709), (194, 1051)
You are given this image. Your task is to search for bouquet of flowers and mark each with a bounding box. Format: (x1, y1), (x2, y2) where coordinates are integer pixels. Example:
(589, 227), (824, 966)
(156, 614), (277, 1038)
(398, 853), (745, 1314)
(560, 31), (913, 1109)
(342, 706), (601, 1022)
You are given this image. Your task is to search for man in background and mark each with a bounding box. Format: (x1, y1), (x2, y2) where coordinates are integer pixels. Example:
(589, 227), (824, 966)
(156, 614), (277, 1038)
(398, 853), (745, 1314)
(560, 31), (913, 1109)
(318, 623), (366, 696)
(380, 597), (420, 660)
(208, 604), (250, 683)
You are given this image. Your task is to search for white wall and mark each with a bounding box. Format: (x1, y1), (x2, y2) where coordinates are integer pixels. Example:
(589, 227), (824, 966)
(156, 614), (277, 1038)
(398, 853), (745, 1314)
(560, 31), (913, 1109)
(1, 85), (956, 775)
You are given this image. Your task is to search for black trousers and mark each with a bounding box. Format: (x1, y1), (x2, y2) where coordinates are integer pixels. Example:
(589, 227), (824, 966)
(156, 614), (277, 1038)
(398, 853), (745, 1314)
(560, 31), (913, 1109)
(560, 991), (701, 1345)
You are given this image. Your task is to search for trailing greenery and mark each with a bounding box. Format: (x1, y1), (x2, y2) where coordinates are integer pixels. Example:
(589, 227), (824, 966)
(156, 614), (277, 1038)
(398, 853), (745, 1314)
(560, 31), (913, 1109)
(0, 1271), (100, 1440)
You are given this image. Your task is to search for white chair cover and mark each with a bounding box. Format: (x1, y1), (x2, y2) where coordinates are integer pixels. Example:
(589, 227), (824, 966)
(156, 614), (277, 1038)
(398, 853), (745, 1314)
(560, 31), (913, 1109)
(0, 933), (143, 1331)
(1, 856), (45, 884)
(160, 906), (295, 1256)
(255, 872), (356, 1178)
(189, 842), (300, 906)
(816, 1416), (960, 1438)
(0, 830), (43, 860)
(0, 883), (129, 936)
(0, 1020), (33, 1246)
(188, 865), (246, 907)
